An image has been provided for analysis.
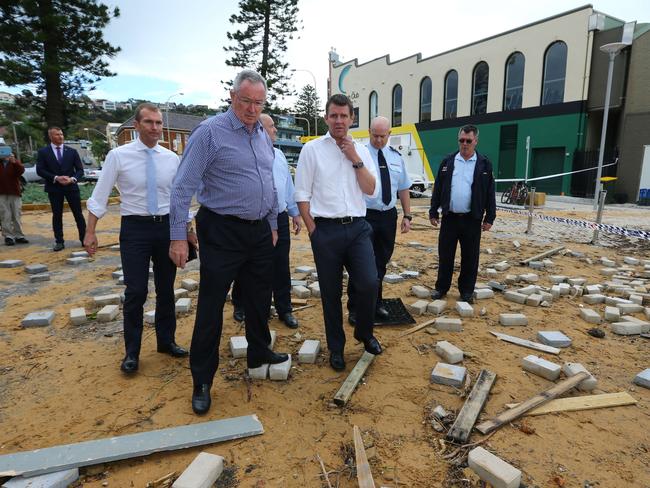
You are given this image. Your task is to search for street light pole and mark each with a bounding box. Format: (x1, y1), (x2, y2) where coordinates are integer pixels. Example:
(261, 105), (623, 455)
(290, 115), (310, 139)
(593, 42), (626, 210)
(11, 122), (22, 161)
(165, 92), (184, 152)
(291, 68), (318, 136)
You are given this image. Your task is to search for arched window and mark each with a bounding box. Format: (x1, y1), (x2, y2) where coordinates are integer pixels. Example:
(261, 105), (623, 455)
(419, 77), (432, 122)
(472, 61), (489, 115)
(369, 91), (378, 126)
(392, 84), (402, 127)
(443, 70), (458, 119)
(541, 41), (567, 105)
(503, 52), (525, 111)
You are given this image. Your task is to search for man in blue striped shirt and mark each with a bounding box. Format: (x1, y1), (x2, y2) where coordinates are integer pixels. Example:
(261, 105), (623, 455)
(169, 69), (288, 415)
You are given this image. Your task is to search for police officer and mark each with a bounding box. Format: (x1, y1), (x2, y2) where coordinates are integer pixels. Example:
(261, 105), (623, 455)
(348, 116), (412, 324)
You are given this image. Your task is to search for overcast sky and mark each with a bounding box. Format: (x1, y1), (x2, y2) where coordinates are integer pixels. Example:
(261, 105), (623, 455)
(2, 0), (648, 108)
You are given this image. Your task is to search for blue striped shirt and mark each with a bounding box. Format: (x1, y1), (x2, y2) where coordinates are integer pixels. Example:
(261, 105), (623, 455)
(169, 108), (278, 240)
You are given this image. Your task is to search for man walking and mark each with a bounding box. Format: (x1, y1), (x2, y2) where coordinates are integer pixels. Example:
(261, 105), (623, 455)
(232, 113), (302, 328)
(0, 152), (28, 246)
(348, 116), (412, 325)
(429, 125), (496, 303)
(36, 127), (86, 251)
(294, 94), (381, 372)
(169, 69), (288, 415)
(85, 103), (189, 374)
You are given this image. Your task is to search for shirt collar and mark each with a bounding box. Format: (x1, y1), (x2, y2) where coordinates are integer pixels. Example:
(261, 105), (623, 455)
(51, 143), (63, 150)
(455, 151), (477, 163)
(134, 138), (161, 152)
(225, 107), (262, 133)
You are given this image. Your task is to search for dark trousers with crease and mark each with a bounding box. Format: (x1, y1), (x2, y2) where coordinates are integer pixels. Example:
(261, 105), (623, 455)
(48, 189), (86, 244)
(348, 207), (397, 312)
(310, 218), (377, 353)
(231, 210), (292, 316)
(190, 207), (274, 386)
(120, 216), (177, 357)
(435, 213), (482, 296)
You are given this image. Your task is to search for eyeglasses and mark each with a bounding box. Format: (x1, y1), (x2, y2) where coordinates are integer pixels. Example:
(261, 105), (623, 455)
(458, 138), (474, 144)
(237, 96), (265, 108)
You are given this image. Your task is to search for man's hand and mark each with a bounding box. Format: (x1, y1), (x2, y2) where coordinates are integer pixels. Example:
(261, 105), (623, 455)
(83, 231), (98, 256)
(337, 136), (361, 164)
(169, 239), (189, 268)
(291, 216), (302, 235)
(307, 223), (317, 237)
(55, 175), (72, 185)
(272, 229), (278, 246)
(188, 231), (199, 249)
(482, 222), (492, 232)
(430, 217), (439, 227)
(401, 217), (412, 234)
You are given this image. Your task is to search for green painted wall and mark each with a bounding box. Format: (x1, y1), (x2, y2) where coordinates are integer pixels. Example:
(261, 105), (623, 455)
(417, 112), (587, 195)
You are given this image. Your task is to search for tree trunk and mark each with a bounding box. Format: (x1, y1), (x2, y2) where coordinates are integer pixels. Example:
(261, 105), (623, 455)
(260, 0), (271, 78)
(39, 0), (65, 129)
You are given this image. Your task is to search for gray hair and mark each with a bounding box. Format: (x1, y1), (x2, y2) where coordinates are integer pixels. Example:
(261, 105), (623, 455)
(458, 125), (479, 138)
(233, 69), (267, 93)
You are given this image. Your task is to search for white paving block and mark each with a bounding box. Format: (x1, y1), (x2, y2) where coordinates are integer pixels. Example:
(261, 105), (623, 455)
(579, 308), (601, 324)
(468, 447), (521, 488)
(525, 294), (543, 306)
(229, 336), (248, 358)
(519, 273), (539, 283)
(522, 355), (562, 381)
(291, 285), (311, 298)
(407, 300), (429, 316)
(427, 299), (447, 314)
(623, 256), (639, 265)
(97, 304), (119, 322)
(605, 306), (621, 322)
(567, 277), (587, 286)
(24, 264), (48, 274)
(172, 452), (224, 488)
(550, 285), (561, 298)
(435, 341), (463, 364)
(512, 240), (521, 249)
(629, 294), (643, 305)
(455, 301), (474, 317)
(517, 285), (539, 296)
(174, 288), (189, 299)
(558, 283), (571, 295)
(537, 331), (571, 347)
(611, 322), (644, 335)
(181, 278), (199, 291)
(308, 282), (320, 298)
(474, 288), (494, 300)
(430, 362), (466, 387)
(176, 297), (192, 313)
(435, 317), (463, 332)
(65, 256), (88, 265)
(633, 369), (650, 389)
(3, 468), (79, 488)
(112, 270), (123, 279)
(269, 354), (292, 380)
(70, 250), (89, 258)
(562, 363), (597, 391)
(93, 293), (121, 306)
(600, 267), (617, 276)
(298, 340), (320, 363)
(294, 265), (315, 274)
(411, 285), (430, 298)
(21, 311), (55, 327)
(499, 313), (527, 326)
(401, 270), (420, 279)
(504, 291), (527, 304)
(383, 273), (404, 283)
(29, 272), (50, 283)
(617, 303), (644, 314)
(248, 364), (269, 380)
(549, 275), (568, 284)
(144, 310), (156, 325)
(493, 261), (510, 272)
(69, 307), (87, 326)
(0, 259), (24, 268)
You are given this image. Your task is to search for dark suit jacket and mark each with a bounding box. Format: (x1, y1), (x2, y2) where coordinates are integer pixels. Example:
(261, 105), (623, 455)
(428, 151), (496, 224)
(36, 145), (84, 194)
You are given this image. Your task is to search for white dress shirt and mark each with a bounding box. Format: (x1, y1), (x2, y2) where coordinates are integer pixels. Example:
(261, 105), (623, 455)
(449, 151), (477, 213)
(87, 139), (180, 218)
(50, 143), (77, 183)
(294, 132), (378, 217)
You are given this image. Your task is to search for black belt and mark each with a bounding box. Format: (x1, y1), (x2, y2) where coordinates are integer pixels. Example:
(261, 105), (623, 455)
(314, 216), (362, 225)
(221, 214), (264, 225)
(448, 212), (471, 217)
(123, 214), (169, 223)
(366, 208), (396, 215)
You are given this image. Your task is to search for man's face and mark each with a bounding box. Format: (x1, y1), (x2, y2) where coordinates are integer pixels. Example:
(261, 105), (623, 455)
(49, 129), (64, 146)
(134, 108), (163, 147)
(325, 104), (353, 140)
(458, 130), (478, 159)
(369, 124), (390, 150)
(231, 80), (266, 129)
(260, 115), (277, 142)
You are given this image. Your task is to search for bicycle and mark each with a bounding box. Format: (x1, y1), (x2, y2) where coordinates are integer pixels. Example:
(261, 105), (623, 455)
(500, 181), (529, 206)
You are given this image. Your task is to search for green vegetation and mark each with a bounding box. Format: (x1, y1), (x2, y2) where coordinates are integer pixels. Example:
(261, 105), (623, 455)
(21, 183), (118, 204)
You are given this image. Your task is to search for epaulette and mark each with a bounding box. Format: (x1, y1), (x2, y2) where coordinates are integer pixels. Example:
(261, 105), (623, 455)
(388, 145), (401, 156)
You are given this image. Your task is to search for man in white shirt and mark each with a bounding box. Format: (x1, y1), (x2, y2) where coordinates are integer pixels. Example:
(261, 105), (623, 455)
(294, 94), (382, 372)
(84, 103), (192, 374)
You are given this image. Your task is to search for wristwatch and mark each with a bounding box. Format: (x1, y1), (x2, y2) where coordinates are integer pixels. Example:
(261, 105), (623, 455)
(352, 161), (364, 169)
(403, 214), (413, 221)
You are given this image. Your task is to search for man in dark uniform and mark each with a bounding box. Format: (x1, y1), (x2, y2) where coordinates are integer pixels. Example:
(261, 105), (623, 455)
(429, 125), (496, 303)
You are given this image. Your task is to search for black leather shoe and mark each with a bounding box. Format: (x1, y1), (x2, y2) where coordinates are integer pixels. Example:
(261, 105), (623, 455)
(280, 312), (299, 329)
(375, 306), (390, 321)
(355, 334), (383, 355)
(233, 308), (245, 322)
(192, 384), (211, 415)
(157, 342), (189, 357)
(53, 242), (65, 252)
(347, 311), (357, 326)
(5, 238), (14, 246)
(430, 289), (446, 300)
(460, 294), (475, 304)
(329, 351), (346, 371)
(15, 237), (29, 244)
(248, 350), (289, 369)
(120, 354), (139, 374)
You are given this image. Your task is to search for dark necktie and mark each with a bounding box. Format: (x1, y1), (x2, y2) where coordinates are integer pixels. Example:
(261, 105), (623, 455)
(378, 148), (391, 205)
(56, 146), (62, 162)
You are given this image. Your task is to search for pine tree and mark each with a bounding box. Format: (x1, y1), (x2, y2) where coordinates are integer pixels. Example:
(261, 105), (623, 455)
(223, 0), (300, 104)
(0, 0), (120, 129)
(293, 84), (325, 135)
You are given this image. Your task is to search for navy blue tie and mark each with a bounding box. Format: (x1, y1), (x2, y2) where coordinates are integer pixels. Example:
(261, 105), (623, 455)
(378, 149), (391, 206)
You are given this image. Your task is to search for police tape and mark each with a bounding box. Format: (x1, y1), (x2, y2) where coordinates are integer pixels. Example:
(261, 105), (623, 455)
(497, 205), (650, 240)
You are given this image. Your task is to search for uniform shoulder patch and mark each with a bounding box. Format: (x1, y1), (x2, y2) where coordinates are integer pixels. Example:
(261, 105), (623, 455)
(388, 145), (401, 155)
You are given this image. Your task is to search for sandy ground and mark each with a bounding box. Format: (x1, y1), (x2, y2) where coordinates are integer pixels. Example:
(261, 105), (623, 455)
(0, 202), (649, 488)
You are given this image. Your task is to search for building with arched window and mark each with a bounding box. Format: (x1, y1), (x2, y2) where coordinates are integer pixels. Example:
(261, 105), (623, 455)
(328, 6), (650, 200)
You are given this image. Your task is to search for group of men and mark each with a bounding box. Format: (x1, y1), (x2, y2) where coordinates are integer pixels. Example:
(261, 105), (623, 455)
(8, 68), (495, 417)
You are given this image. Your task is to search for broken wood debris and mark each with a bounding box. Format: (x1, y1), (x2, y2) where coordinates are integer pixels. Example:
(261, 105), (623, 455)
(333, 351), (375, 406)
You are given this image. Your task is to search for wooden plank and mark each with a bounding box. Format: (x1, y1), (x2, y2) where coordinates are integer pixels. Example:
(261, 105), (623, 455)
(490, 331), (561, 355)
(333, 351), (375, 406)
(291, 298), (308, 306)
(353, 425), (376, 488)
(519, 246), (565, 265)
(446, 369), (497, 444)
(505, 391), (637, 416)
(398, 318), (437, 338)
(475, 372), (588, 435)
(0, 415), (263, 477)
